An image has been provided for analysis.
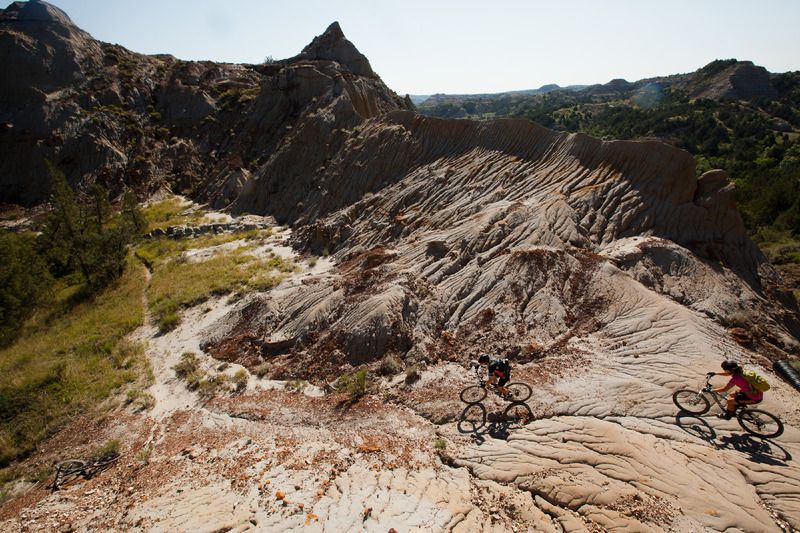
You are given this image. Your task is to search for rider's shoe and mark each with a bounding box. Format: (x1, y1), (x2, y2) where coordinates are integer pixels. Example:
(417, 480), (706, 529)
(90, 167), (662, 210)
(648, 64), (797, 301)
(717, 411), (734, 420)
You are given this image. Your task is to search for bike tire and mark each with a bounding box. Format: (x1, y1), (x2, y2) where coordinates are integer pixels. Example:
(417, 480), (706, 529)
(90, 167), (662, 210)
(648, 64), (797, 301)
(505, 382), (532, 402)
(503, 402), (533, 425)
(672, 390), (711, 415)
(457, 403), (487, 433)
(737, 408), (784, 439)
(52, 460), (86, 490)
(460, 385), (487, 404)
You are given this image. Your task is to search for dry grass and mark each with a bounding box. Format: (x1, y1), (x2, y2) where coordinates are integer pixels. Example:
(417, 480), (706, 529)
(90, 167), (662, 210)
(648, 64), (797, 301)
(147, 249), (292, 332)
(0, 257), (147, 466)
(144, 236), (295, 332)
(142, 197), (208, 231)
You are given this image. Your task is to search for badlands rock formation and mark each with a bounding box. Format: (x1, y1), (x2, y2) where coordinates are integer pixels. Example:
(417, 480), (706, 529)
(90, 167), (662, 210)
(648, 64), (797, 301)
(1, 2), (800, 532)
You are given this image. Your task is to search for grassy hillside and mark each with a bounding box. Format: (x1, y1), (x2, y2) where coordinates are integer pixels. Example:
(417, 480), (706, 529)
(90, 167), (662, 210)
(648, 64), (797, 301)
(0, 256), (148, 466)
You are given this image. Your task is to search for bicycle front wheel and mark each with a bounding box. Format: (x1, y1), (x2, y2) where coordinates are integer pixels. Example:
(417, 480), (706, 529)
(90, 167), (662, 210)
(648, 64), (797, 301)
(672, 390), (711, 414)
(738, 409), (784, 439)
(460, 385), (487, 404)
(505, 382), (532, 402)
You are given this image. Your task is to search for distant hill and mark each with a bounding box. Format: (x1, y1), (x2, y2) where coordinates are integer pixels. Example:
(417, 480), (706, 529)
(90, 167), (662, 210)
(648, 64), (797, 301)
(416, 82), (588, 108)
(419, 60), (800, 239)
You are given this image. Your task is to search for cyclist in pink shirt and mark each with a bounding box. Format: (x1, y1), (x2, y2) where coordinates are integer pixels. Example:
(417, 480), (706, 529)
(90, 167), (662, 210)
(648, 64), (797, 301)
(708, 360), (763, 419)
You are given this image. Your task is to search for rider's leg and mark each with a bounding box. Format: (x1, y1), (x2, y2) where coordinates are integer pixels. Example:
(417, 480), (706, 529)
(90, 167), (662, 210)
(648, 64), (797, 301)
(497, 377), (510, 396)
(719, 392), (738, 419)
(723, 392), (757, 418)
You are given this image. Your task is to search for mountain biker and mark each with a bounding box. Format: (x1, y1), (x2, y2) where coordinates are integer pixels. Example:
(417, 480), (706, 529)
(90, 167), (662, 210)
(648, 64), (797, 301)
(708, 360), (763, 419)
(478, 354), (512, 397)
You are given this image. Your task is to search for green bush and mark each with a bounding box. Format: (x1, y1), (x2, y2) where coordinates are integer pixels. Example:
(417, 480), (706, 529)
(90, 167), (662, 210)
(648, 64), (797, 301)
(125, 389), (155, 411)
(173, 352), (200, 379)
(339, 369), (370, 398)
(377, 355), (403, 376)
(0, 231), (52, 347)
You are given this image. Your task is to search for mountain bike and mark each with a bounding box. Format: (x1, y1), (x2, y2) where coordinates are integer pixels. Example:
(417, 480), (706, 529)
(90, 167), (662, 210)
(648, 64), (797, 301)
(672, 374), (783, 439)
(460, 364), (532, 404)
(49, 452), (120, 492)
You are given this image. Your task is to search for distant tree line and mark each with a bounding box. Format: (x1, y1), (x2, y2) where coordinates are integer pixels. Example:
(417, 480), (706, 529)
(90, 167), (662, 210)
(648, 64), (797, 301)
(420, 74), (800, 239)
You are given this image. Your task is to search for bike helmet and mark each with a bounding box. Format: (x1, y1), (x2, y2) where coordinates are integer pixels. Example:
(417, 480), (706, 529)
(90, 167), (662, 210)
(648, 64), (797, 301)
(478, 354), (490, 364)
(721, 360), (741, 372)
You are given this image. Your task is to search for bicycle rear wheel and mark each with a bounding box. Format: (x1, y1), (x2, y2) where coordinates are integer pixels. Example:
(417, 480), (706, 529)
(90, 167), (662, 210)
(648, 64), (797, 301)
(737, 409), (784, 439)
(457, 403), (487, 433)
(505, 382), (532, 402)
(460, 385), (487, 404)
(672, 390), (711, 415)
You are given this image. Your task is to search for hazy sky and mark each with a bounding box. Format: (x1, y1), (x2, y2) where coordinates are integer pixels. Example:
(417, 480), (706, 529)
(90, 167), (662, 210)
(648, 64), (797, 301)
(46, 0), (800, 95)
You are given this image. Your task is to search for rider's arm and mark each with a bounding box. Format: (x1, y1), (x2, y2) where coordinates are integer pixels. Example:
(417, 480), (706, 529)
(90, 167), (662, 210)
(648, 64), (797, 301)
(712, 379), (734, 394)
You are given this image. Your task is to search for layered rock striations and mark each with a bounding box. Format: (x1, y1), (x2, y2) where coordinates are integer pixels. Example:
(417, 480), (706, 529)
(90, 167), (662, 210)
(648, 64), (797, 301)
(3, 3), (800, 531)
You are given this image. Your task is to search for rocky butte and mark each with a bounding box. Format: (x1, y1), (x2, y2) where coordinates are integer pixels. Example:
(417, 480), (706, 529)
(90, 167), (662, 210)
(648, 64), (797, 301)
(1, 1), (800, 532)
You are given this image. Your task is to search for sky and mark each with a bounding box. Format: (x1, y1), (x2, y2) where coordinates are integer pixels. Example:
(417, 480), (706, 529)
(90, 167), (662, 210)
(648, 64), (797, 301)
(44, 0), (800, 95)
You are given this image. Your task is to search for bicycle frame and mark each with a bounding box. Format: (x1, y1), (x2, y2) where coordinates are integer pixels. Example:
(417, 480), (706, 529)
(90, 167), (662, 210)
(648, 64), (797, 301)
(473, 364), (500, 390)
(700, 375), (754, 414)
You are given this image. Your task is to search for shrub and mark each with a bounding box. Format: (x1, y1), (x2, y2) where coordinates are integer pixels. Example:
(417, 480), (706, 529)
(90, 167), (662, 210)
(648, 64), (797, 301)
(377, 355), (403, 376)
(173, 352), (200, 379)
(125, 389), (155, 411)
(286, 379), (307, 392)
(135, 445), (151, 464)
(157, 310), (181, 333)
(404, 365), (421, 385)
(254, 363), (271, 378)
(433, 437), (447, 451)
(90, 439), (120, 462)
(197, 374), (227, 399)
(232, 369), (248, 392)
(339, 369), (370, 398)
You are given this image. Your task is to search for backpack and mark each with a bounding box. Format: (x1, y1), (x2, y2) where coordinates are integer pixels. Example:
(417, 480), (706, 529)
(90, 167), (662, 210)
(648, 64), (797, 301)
(495, 358), (511, 374)
(743, 370), (770, 392)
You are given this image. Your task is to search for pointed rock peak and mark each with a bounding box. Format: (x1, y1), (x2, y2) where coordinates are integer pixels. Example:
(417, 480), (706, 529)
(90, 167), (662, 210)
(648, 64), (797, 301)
(322, 21), (343, 37)
(298, 21), (375, 77)
(1, 0), (77, 28)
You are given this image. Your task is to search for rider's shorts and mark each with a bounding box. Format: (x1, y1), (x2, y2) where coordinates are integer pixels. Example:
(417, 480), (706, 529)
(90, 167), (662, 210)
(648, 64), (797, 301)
(735, 391), (761, 403)
(497, 376), (509, 387)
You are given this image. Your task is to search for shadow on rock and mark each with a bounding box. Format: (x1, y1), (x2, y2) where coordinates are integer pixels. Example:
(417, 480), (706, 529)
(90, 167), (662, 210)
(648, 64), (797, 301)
(675, 413), (717, 444)
(718, 433), (793, 466)
(676, 413), (792, 466)
(457, 402), (532, 445)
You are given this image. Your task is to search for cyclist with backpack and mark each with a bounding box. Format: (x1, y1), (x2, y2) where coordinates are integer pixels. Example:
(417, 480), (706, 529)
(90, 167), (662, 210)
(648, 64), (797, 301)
(708, 360), (770, 419)
(478, 354), (512, 397)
